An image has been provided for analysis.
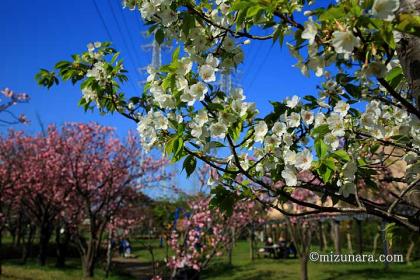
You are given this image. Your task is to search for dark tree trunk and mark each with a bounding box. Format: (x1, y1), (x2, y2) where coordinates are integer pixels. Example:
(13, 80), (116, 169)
(0, 230), (3, 275)
(227, 227), (235, 266)
(21, 224), (36, 264)
(356, 219), (363, 254)
(55, 226), (70, 268)
(38, 221), (53, 266)
(397, 0), (420, 110)
(249, 225), (255, 261)
(105, 231), (113, 278)
(318, 221), (324, 251)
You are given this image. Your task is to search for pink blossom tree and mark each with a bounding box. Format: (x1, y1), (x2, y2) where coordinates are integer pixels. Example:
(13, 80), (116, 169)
(15, 128), (69, 266)
(56, 123), (169, 278)
(164, 195), (264, 280)
(0, 131), (27, 274)
(0, 123), (170, 277)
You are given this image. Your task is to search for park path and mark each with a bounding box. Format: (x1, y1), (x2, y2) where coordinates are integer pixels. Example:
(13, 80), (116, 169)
(112, 257), (154, 280)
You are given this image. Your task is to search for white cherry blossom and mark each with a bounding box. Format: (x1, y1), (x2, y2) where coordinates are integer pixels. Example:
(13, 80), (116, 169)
(301, 110), (314, 125)
(281, 166), (298, 186)
(301, 17), (317, 45)
(254, 121), (268, 143)
(287, 112), (301, 128)
(334, 100), (350, 117)
(199, 64), (217, 83)
(286, 95), (300, 108)
(209, 122), (228, 139)
(371, 0), (399, 21)
(295, 149), (313, 170)
(332, 30), (360, 54)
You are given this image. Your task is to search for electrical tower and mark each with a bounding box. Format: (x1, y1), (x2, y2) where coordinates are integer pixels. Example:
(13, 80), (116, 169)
(140, 31), (171, 84)
(220, 68), (242, 94)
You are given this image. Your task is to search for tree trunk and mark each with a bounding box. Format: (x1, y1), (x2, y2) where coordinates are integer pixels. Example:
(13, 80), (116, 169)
(82, 240), (98, 278)
(22, 224), (36, 264)
(147, 244), (156, 277)
(299, 254), (309, 280)
(394, 0), (420, 216)
(249, 226), (255, 261)
(372, 232), (380, 255)
(346, 232), (353, 254)
(397, 0), (420, 109)
(105, 231), (113, 278)
(0, 230), (3, 275)
(228, 227), (235, 265)
(332, 220), (341, 254)
(38, 221), (53, 266)
(346, 222), (353, 254)
(355, 219), (363, 254)
(227, 245), (233, 265)
(381, 221), (389, 270)
(318, 222), (324, 251)
(55, 226), (70, 268)
(405, 234), (416, 264)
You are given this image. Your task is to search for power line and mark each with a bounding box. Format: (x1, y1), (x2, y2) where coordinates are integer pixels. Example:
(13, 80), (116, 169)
(114, 1), (144, 68)
(106, 0), (143, 81)
(91, 0), (140, 94)
(248, 43), (273, 90)
(242, 40), (260, 82)
(91, 0), (114, 41)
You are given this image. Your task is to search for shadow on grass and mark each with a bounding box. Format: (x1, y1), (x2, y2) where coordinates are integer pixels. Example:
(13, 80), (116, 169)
(323, 267), (420, 280)
(202, 261), (286, 280)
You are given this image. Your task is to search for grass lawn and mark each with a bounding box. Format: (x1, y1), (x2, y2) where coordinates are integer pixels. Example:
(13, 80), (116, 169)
(132, 239), (420, 280)
(2, 239), (419, 279)
(1, 259), (133, 280)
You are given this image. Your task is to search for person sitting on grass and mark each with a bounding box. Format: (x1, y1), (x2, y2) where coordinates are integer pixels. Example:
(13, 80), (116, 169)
(265, 237), (275, 258)
(123, 239), (132, 258)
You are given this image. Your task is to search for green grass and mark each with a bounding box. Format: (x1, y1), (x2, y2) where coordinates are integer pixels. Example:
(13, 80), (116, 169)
(1, 259), (133, 280)
(131, 239), (420, 280)
(2, 239), (420, 279)
(202, 241), (420, 280)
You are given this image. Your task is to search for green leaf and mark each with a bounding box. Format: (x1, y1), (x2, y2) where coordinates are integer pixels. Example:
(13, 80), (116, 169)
(183, 155), (197, 178)
(319, 6), (345, 22)
(172, 137), (184, 162)
(395, 14), (420, 37)
(332, 150), (350, 162)
(272, 26), (285, 46)
(229, 121), (242, 142)
(369, 144), (380, 154)
(323, 157), (337, 171)
(246, 6), (262, 18)
(155, 29), (165, 45)
(311, 124), (330, 138)
(172, 46), (180, 63)
(318, 163), (333, 183)
(385, 66), (404, 89)
(342, 83), (361, 99)
(208, 141), (226, 148)
(182, 13), (195, 36)
(210, 185), (237, 215)
(35, 69), (59, 89)
(315, 139), (328, 159)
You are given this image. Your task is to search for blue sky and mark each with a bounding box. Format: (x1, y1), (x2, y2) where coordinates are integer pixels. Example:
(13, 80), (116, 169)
(0, 0), (324, 195)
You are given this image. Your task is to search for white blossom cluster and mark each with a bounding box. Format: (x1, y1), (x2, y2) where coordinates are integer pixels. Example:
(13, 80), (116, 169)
(360, 100), (418, 142)
(137, 110), (168, 151)
(337, 161), (357, 197)
(128, 0), (417, 197)
(295, 0), (400, 77)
